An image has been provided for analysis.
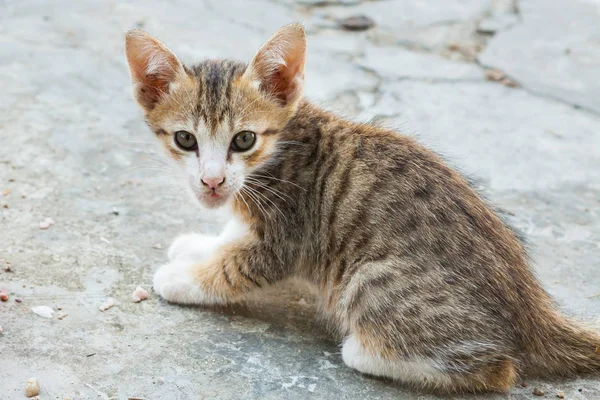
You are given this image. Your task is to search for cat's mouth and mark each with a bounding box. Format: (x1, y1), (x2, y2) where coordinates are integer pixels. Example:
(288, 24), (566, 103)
(197, 189), (228, 208)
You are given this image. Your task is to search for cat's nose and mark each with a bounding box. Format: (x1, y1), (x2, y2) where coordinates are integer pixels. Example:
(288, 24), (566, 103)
(201, 176), (225, 189)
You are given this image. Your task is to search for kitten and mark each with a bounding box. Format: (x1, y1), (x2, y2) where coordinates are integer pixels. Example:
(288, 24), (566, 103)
(125, 23), (600, 394)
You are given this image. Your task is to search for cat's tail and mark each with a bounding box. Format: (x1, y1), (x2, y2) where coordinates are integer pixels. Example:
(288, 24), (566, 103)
(523, 308), (600, 377)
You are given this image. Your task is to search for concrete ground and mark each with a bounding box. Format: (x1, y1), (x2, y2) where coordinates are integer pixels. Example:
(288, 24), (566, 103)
(1, 0), (599, 398)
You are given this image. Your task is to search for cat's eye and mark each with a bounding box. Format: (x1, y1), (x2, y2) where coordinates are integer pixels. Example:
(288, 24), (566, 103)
(231, 131), (256, 152)
(174, 131), (197, 151)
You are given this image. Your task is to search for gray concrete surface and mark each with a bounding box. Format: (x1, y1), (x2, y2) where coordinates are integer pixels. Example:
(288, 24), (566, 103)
(1, 0), (599, 399)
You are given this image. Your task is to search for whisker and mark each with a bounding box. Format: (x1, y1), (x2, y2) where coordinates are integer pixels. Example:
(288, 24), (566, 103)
(235, 191), (253, 217)
(241, 186), (268, 221)
(245, 187), (273, 222)
(244, 177), (293, 202)
(248, 173), (306, 191)
(245, 185), (287, 223)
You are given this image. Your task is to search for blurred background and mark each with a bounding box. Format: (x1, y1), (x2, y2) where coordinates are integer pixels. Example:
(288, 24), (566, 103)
(1, 0), (599, 399)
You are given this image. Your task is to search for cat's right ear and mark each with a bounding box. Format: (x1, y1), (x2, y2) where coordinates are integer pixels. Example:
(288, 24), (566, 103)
(125, 30), (185, 111)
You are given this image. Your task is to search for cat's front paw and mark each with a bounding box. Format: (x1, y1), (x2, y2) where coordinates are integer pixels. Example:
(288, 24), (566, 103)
(153, 260), (224, 305)
(167, 233), (220, 261)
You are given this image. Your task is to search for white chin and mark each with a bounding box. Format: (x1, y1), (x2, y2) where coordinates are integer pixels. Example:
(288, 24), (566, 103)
(198, 194), (228, 209)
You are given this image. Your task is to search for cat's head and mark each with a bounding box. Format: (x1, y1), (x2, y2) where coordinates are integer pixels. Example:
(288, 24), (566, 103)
(125, 23), (306, 208)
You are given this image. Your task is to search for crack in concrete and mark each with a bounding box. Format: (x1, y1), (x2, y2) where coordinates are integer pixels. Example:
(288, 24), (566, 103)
(475, 59), (600, 117)
(297, 0), (384, 10)
(305, 0), (596, 119)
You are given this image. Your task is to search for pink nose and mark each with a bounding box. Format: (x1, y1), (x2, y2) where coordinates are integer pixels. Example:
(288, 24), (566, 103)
(201, 176), (225, 189)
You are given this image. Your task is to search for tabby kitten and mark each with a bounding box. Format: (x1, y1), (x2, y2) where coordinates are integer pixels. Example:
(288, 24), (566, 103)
(125, 23), (600, 394)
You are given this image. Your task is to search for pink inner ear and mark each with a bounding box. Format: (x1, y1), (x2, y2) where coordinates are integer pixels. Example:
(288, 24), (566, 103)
(136, 76), (168, 109)
(126, 31), (182, 109)
(133, 70), (173, 109)
(136, 60), (177, 106)
(247, 23), (306, 106)
(143, 72), (173, 95)
(270, 69), (290, 103)
(264, 56), (304, 104)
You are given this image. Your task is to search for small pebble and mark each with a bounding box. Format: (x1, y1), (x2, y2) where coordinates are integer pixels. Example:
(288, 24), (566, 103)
(2, 188), (11, 196)
(556, 391), (565, 398)
(4, 263), (11, 272)
(533, 387), (545, 396)
(152, 243), (163, 249)
(501, 77), (519, 88)
(0, 325), (3, 333)
(131, 286), (149, 303)
(25, 377), (40, 397)
(39, 217), (54, 230)
(485, 69), (505, 82)
(99, 298), (115, 311)
(15, 298), (22, 303)
(339, 15), (375, 31)
(31, 305), (55, 319)
(2, 204), (7, 208)
(57, 305), (62, 310)
(485, 69), (518, 87)
(0, 291), (8, 301)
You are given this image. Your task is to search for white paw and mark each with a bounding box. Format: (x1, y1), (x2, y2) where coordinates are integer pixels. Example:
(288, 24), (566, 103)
(167, 233), (220, 261)
(152, 260), (224, 305)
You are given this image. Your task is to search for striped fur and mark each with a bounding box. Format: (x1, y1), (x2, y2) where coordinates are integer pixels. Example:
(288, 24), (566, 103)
(126, 24), (600, 394)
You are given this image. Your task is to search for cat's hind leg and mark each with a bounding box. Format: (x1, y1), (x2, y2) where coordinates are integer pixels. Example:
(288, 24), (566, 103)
(336, 259), (518, 393)
(341, 334), (452, 388)
(341, 334), (517, 393)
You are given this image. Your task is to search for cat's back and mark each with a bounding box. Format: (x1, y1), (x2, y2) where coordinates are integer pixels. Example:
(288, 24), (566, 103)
(292, 101), (459, 184)
(289, 103), (526, 277)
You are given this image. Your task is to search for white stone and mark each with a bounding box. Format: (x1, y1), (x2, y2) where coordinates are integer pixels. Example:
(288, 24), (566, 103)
(25, 377), (40, 397)
(31, 306), (54, 319)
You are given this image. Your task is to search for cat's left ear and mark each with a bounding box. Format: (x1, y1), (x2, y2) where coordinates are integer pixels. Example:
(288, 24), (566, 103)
(243, 23), (306, 107)
(125, 30), (186, 111)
